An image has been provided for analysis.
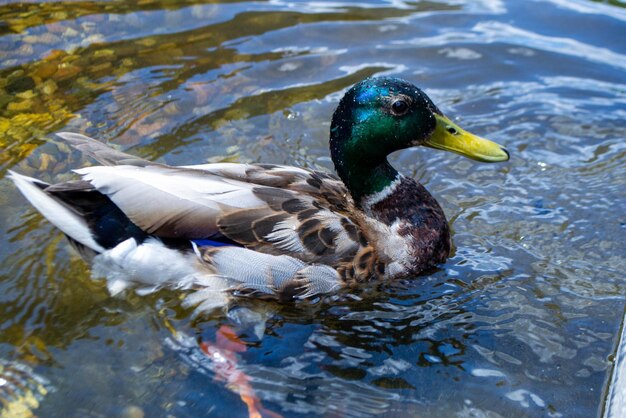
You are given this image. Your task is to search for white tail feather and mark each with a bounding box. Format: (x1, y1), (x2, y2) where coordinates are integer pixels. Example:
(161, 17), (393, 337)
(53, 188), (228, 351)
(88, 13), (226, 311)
(8, 171), (105, 253)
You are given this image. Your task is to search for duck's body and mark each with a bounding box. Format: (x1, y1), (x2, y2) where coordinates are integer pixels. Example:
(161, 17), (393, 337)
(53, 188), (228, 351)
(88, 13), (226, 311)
(10, 77), (508, 311)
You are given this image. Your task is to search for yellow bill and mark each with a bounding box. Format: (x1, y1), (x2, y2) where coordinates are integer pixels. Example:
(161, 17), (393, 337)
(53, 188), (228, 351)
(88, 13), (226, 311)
(424, 114), (509, 162)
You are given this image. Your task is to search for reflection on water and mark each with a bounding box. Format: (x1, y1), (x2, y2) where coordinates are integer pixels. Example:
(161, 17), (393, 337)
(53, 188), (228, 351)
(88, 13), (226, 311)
(1, 0), (625, 417)
(0, 357), (52, 417)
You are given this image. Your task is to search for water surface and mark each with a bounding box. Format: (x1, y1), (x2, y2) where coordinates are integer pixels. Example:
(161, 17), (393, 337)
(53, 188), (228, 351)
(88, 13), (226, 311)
(1, 0), (625, 417)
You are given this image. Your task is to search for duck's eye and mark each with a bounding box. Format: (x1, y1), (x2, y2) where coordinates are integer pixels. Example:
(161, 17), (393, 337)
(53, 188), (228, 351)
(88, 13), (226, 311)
(391, 99), (409, 115)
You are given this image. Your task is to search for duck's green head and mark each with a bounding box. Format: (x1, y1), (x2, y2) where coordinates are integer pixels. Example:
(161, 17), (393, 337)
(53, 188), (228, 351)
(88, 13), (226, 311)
(330, 77), (509, 201)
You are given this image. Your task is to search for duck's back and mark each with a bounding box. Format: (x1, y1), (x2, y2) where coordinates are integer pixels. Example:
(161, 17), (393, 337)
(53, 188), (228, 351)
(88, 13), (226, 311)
(11, 134), (392, 307)
(63, 139), (367, 266)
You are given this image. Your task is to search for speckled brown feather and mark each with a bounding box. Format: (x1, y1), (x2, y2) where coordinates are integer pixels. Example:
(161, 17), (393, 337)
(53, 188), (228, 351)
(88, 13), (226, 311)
(214, 167), (367, 266)
(208, 166), (439, 286)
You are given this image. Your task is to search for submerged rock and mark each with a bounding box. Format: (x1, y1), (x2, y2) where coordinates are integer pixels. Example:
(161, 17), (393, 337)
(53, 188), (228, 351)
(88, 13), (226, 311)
(6, 76), (35, 94)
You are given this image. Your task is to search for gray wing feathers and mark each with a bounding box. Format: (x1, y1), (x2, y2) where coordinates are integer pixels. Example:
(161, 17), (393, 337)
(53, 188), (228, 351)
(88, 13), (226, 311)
(76, 166), (222, 238)
(56, 132), (152, 166)
(56, 134), (360, 253)
(74, 164), (268, 238)
(198, 246), (342, 299)
(292, 265), (343, 298)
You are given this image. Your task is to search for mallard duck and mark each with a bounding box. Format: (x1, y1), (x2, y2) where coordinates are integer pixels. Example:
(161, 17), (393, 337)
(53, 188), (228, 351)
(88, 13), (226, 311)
(9, 77), (508, 311)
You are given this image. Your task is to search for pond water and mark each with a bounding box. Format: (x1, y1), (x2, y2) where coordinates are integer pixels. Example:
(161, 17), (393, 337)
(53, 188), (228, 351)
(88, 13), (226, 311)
(1, 0), (625, 417)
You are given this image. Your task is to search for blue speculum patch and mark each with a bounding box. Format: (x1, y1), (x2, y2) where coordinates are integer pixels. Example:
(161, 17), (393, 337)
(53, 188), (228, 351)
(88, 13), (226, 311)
(191, 238), (237, 247)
